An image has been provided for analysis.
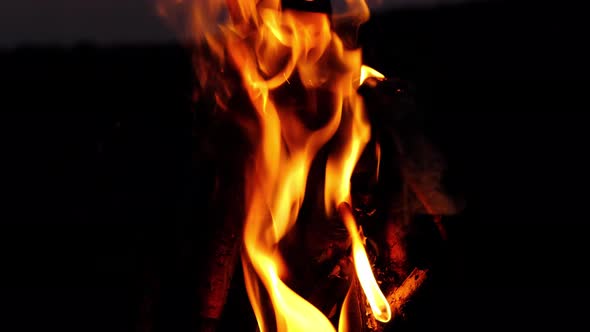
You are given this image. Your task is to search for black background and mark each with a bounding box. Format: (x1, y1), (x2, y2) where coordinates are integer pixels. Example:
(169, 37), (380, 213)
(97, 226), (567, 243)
(2, 0), (589, 331)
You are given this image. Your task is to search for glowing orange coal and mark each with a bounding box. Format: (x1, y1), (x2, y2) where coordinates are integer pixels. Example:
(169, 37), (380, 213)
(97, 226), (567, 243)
(159, 0), (390, 330)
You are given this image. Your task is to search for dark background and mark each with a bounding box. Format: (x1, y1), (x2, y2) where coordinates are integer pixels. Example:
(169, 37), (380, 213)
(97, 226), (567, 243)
(2, 0), (589, 331)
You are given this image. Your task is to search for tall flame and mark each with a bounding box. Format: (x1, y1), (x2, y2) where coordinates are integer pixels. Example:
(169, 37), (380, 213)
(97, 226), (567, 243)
(158, 0), (391, 330)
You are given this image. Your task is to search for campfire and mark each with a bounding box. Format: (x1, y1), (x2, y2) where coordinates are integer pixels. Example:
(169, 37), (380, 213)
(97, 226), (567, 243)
(157, 0), (458, 331)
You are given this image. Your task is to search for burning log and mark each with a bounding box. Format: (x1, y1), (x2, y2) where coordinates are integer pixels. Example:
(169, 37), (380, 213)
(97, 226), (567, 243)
(363, 268), (429, 332)
(340, 266), (428, 332)
(386, 267), (428, 319)
(384, 217), (409, 280)
(336, 202), (431, 331)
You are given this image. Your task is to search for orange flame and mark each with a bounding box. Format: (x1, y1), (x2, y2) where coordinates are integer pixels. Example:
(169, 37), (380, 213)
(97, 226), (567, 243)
(339, 203), (392, 322)
(375, 141), (382, 181)
(158, 0), (391, 330)
(360, 64), (385, 86)
(338, 286), (354, 332)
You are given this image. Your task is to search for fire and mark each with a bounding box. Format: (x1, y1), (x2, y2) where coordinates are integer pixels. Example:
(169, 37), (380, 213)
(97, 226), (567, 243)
(339, 203), (391, 322)
(159, 0), (391, 330)
(360, 65), (385, 87)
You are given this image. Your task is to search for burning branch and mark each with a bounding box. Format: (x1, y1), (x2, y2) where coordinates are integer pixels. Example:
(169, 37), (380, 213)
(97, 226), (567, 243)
(336, 202), (429, 331)
(386, 267), (428, 319)
(364, 268), (429, 332)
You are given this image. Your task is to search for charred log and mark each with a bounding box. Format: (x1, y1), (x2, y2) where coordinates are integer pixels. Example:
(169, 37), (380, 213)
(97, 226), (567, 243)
(190, 87), (258, 331)
(387, 268), (428, 320)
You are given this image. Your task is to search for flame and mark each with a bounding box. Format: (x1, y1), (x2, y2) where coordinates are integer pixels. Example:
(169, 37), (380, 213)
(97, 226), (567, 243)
(339, 203), (392, 322)
(375, 141), (382, 181)
(158, 0), (391, 330)
(338, 286), (354, 332)
(360, 64), (385, 85)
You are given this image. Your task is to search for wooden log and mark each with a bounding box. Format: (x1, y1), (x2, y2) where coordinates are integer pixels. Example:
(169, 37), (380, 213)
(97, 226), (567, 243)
(362, 268), (428, 332)
(192, 104), (253, 331)
(384, 217), (409, 281)
(386, 267), (428, 319)
(196, 220), (242, 332)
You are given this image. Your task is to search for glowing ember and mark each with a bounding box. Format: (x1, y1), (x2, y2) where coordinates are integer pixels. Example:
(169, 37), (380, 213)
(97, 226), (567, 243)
(159, 0), (390, 330)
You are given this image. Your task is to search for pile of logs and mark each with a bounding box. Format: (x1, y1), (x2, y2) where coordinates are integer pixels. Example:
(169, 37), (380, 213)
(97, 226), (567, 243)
(188, 76), (458, 332)
(147, 1), (459, 331)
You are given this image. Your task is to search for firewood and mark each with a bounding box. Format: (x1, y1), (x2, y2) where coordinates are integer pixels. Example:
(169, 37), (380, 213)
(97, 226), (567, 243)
(372, 268), (428, 332)
(384, 217), (409, 280)
(363, 268), (428, 332)
(386, 267), (428, 318)
(196, 220), (242, 331)
(193, 108), (253, 332)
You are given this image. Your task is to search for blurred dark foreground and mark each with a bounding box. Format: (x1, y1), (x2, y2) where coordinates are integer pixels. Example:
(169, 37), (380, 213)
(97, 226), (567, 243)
(1, 1), (590, 331)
